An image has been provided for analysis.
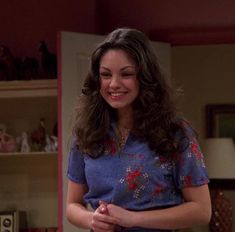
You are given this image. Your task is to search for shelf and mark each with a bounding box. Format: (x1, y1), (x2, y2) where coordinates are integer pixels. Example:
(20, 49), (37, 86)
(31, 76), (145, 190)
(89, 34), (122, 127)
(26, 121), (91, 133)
(0, 79), (57, 98)
(0, 151), (57, 157)
(0, 77), (58, 229)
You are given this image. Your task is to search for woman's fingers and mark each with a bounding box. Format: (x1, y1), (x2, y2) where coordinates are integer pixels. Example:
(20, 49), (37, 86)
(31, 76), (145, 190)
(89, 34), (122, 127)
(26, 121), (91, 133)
(91, 204), (117, 231)
(91, 218), (113, 231)
(99, 200), (109, 214)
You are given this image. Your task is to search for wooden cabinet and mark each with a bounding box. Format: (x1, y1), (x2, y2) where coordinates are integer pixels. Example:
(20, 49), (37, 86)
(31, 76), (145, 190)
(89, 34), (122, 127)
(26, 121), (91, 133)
(0, 79), (58, 229)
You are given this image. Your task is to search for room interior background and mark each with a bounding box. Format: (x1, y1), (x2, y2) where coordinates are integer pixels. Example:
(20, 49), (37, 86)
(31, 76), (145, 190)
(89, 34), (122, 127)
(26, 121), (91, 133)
(1, 1), (235, 232)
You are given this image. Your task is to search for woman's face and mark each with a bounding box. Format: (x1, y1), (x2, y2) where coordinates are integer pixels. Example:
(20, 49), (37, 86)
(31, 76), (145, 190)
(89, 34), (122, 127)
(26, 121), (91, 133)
(99, 49), (139, 113)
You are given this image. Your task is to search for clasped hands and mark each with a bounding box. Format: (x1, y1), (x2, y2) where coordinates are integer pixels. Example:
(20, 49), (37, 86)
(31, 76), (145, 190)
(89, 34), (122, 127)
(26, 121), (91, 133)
(91, 201), (133, 232)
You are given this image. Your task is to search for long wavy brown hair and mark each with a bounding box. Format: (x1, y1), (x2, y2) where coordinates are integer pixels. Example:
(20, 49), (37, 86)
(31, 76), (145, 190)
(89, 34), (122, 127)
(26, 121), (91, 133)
(73, 28), (187, 158)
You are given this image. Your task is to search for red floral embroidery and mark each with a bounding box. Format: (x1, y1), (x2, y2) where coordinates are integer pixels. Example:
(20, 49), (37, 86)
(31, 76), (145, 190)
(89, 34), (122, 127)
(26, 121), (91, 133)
(171, 152), (182, 165)
(190, 141), (202, 161)
(195, 151), (202, 161)
(159, 156), (168, 163)
(119, 166), (148, 199)
(127, 153), (144, 159)
(104, 138), (117, 155)
(191, 142), (198, 153)
(183, 175), (192, 187)
(128, 182), (137, 190)
(154, 185), (164, 196)
(126, 169), (141, 190)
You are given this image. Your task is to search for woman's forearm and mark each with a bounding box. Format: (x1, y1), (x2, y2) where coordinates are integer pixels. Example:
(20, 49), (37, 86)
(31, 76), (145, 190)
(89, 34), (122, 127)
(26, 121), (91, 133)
(66, 203), (93, 229)
(132, 201), (211, 230)
(107, 185), (211, 230)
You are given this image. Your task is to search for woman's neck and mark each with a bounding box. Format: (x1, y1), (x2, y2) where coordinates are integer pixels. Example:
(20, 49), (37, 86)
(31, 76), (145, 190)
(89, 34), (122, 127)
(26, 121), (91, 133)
(117, 108), (133, 129)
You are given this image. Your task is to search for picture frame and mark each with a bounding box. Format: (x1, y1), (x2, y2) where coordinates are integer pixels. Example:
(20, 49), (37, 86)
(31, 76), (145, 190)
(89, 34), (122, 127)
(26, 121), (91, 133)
(205, 104), (235, 139)
(205, 104), (235, 189)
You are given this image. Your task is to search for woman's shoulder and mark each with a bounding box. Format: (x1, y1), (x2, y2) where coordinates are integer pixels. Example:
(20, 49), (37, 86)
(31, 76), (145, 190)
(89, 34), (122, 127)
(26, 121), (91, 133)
(174, 118), (198, 138)
(171, 118), (199, 154)
(69, 134), (86, 155)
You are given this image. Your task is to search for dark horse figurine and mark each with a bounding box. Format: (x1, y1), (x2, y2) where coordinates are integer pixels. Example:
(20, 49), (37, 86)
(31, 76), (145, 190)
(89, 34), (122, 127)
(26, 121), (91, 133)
(39, 41), (57, 79)
(0, 45), (19, 81)
(0, 45), (39, 81)
(22, 56), (39, 80)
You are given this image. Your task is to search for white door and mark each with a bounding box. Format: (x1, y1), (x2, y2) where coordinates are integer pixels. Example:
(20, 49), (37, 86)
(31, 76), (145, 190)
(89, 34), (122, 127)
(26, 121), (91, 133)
(58, 31), (104, 232)
(58, 31), (171, 232)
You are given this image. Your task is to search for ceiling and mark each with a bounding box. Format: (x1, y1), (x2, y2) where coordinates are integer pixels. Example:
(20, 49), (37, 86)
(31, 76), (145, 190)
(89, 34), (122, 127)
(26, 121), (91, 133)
(97, 0), (235, 45)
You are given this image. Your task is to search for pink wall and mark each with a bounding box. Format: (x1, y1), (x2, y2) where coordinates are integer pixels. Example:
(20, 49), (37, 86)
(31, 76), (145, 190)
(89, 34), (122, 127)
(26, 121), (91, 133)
(1, 0), (235, 61)
(96, 0), (235, 45)
(0, 0), (98, 60)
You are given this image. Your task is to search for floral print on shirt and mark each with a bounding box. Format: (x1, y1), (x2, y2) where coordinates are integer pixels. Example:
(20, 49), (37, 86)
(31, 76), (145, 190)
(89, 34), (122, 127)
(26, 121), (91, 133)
(104, 138), (117, 155)
(119, 165), (149, 199)
(115, 128), (208, 202)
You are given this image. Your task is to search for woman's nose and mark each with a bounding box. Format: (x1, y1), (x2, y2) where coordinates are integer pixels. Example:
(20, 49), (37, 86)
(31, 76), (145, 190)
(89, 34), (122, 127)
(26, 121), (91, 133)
(110, 76), (121, 88)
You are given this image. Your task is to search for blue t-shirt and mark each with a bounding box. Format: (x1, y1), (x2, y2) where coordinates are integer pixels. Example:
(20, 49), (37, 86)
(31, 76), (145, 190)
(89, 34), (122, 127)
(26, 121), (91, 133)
(67, 120), (209, 232)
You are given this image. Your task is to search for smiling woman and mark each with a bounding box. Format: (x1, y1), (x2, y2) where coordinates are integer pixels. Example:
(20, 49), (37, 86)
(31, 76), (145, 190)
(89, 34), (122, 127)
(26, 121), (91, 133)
(66, 27), (211, 232)
(99, 49), (139, 114)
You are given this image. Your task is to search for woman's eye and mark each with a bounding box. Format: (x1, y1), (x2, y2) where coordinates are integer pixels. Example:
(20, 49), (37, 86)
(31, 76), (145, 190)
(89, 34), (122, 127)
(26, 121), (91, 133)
(122, 73), (135, 78)
(100, 73), (111, 79)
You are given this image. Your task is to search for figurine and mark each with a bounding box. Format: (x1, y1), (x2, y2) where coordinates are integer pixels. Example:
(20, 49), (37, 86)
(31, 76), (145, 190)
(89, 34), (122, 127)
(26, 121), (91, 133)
(53, 122), (58, 137)
(0, 45), (19, 81)
(50, 135), (58, 151)
(31, 118), (46, 151)
(20, 132), (31, 153)
(39, 41), (57, 79)
(44, 134), (53, 152)
(44, 134), (57, 152)
(0, 58), (8, 81)
(22, 56), (39, 80)
(0, 124), (16, 152)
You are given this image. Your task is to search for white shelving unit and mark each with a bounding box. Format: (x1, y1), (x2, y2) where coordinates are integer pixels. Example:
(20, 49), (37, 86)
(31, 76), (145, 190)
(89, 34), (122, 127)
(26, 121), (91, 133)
(0, 79), (58, 229)
(0, 151), (57, 157)
(0, 79), (57, 98)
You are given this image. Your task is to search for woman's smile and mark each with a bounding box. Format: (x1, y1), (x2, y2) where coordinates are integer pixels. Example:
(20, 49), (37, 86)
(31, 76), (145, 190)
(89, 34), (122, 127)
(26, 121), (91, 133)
(109, 91), (128, 99)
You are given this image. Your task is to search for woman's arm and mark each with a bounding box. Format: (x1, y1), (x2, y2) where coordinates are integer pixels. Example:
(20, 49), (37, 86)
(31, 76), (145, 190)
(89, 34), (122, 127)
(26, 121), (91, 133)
(66, 180), (92, 228)
(66, 179), (118, 231)
(107, 184), (211, 230)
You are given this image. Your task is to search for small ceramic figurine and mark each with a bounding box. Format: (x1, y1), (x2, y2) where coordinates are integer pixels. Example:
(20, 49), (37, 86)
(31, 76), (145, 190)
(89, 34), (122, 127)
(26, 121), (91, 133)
(0, 124), (16, 152)
(50, 135), (58, 151)
(45, 134), (53, 152)
(20, 132), (31, 153)
(31, 118), (46, 151)
(44, 134), (57, 152)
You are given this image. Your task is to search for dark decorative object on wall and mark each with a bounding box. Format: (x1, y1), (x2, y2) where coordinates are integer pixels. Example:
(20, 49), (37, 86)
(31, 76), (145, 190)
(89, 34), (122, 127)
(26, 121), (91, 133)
(206, 104), (235, 139)
(39, 41), (57, 79)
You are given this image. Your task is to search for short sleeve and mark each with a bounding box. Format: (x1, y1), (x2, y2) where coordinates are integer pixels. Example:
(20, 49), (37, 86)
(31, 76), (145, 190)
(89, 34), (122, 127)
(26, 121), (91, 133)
(173, 121), (209, 189)
(67, 140), (87, 184)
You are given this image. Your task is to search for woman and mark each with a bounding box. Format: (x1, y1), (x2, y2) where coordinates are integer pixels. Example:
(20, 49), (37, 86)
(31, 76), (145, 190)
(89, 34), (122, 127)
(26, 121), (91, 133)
(66, 28), (211, 232)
